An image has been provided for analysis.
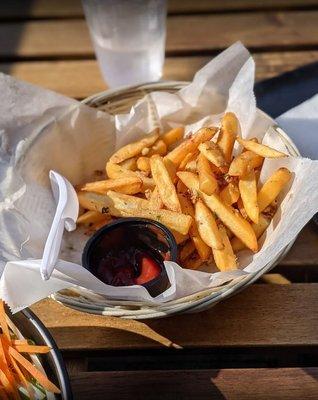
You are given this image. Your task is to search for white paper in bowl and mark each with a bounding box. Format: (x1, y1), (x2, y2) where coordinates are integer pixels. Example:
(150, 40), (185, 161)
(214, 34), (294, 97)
(1, 42), (318, 313)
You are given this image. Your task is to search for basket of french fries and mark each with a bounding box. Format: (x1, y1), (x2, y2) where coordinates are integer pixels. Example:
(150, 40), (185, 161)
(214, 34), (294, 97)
(1, 43), (318, 319)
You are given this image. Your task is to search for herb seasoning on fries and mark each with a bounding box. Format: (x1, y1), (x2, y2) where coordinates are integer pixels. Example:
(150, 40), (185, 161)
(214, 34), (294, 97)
(76, 112), (291, 272)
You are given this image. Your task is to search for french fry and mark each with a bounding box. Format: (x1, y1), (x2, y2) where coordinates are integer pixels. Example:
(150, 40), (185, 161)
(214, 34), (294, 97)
(165, 127), (217, 167)
(176, 171), (200, 192)
(109, 131), (159, 164)
(137, 156), (151, 174)
(106, 161), (137, 179)
(185, 159), (198, 173)
(200, 192), (258, 252)
(148, 186), (164, 210)
(195, 200), (224, 250)
(197, 153), (218, 195)
(150, 139), (167, 156)
(179, 151), (197, 170)
(77, 191), (121, 216)
(77, 210), (108, 225)
(217, 112), (239, 163)
(141, 147), (150, 156)
(241, 137), (258, 153)
(237, 197), (248, 219)
(239, 169), (259, 224)
(198, 141), (227, 171)
(171, 230), (189, 245)
(231, 213), (271, 252)
(212, 224), (237, 271)
(81, 176), (142, 195)
(220, 182), (240, 205)
(163, 157), (177, 182)
(237, 137), (287, 158)
(176, 179), (188, 195)
(258, 167), (292, 212)
(228, 151), (263, 177)
(107, 191), (192, 235)
(120, 157), (137, 170)
(150, 155), (181, 212)
(162, 127), (184, 147)
(180, 240), (196, 262)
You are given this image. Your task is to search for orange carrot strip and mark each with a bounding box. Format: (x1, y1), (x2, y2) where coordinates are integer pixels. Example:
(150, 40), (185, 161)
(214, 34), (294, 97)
(10, 356), (35, 400)
(12, 340), (28, 346)
(9, 347), (60, 394)
(14, 344), (51, 354)
(0, 302), (10, 341)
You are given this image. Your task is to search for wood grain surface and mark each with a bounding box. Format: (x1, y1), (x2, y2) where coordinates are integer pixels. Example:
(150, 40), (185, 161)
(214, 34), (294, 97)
(1, 11), (318, 59)
(31, 284), (318, 350)
(70, 368), (318, 399)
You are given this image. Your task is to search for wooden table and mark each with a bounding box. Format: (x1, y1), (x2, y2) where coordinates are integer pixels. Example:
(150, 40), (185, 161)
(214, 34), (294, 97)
(2, 1), (318, 398)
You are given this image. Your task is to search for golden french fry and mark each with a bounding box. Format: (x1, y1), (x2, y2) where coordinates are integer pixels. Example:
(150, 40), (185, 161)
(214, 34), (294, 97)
(149, 139), (167, 156)
(200, 192), (258, 252)
(241, 137), (258, 153)
(217, 112), (239, 163)
(162, 127), (184, 147)
(148, 186), (164, 210)
(141, 147), (150, 156)
(109, 132), (159, 164)
(185, 159), (198, 173)
(107, 191), (192, 235)
(228, 151), (263, 177)
(150, 155), (181, 212)
(135, 172), (155, 192)
(195, 200), (223, 250)
(231, 213), (271, 252)
(212, 224), (237, 271)
(180, 240), (196, 262)
(219, 182), (240, 205)
(176, 171), (200, 192)
(198, 141), (227, 170)
(176, 179), (188, 195)
(171, 230), (189, 245)
(237, 137), (287, 158)
(178, 193), (195, 217)
(239, 170), (259, 224)
(77, 210), (107, 225)
(81, 176), (142, 195)
(183, 255), (204, 270)
(258, 167), (291, 212)
(120, 157), (137, 170)
(77, 191), (120, 216)
(137, 156), (151, 174)
(179, 151), (197, 170)
(197, 153), (218, 195)
(237, 197), (248, 219)
(165, 127), (217, 167)
(163, 157), (177, 182)
(106, 162), (137, 179)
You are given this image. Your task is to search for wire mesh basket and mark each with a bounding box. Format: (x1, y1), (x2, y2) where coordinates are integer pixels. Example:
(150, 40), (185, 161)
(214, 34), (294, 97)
(52, 81), (300, 319)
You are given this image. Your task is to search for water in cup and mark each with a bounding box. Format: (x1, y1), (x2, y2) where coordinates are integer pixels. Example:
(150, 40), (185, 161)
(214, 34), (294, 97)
(82, 0), (167, 88)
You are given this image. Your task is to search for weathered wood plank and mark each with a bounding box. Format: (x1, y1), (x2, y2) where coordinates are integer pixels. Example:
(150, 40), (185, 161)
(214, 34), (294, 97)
(1, 0), (317, 19)
(1, 11), (318, 58)
(70, 368), (318, 400)
(3, 50), (318, 99)
(31, 284), (318, 350)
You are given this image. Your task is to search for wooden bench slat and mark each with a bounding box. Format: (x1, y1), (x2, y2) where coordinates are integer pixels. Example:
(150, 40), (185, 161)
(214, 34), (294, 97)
(3, 50), (318, 99)
(1, 11), (318, 58)
(1, 0), (317, 19)
(70, 368), (318, 399)
(31, 284), (318, 350)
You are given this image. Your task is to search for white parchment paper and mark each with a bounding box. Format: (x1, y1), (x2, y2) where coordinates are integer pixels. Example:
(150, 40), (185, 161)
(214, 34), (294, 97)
(1, 42), (318, 312)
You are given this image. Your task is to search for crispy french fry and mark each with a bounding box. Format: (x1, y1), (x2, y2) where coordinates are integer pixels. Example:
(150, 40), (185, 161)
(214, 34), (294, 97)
(137, 156), (151, 174)
(198, 141), (228, 171)
(237, 137), (287, 158)
(162, 127), (184, 147)
(179, 151), (197, 170)
(148, 186), (164, 210)
(176, 179), (188, 195)
(77, 210), (107, 225)
(81, 176), (142, 195)
(183, 255), (204, 270)
(106, 162), (137, 179)
(217, 112), (239, 163)
(165, 127), (217, 167)
(77, 191), (119, 216)
(177, 193), (195, 217)
(180, 240), (196, 262)
(135, 172), (156, 192)
(163, 157), (177, 182)
(171, 230), (189, 245)
(200, 192), (258, 252)
(109, 132), (159, 164)
(185, 159), (198, 173)
(212, 224), (237, 271)
(241, 137), (258, 153)
(107, 191), (192, 235)
(120, 157), (137, 170)
(141, 147), (150, 156)
(239, 170), (259, 224)
(149, 139), (167, 156)
(258, 167), (292, 212)
(228, 151), (263, 177)
(176, 171), (200, 192)
(219, 182), (240, 205)
(197, 153), (218, 195)
(231, 213), (271, 252)
(237, 197), (248, 219)
(195, 200), (223, 250)
(150, 155), (181, 212)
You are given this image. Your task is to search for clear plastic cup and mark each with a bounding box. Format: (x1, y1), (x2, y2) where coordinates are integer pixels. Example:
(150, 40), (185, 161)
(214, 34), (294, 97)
(82, 0), (167, 88)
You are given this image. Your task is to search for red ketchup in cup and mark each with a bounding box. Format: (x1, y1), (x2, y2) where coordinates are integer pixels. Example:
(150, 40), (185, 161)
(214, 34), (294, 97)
(82, 218), (177, 297)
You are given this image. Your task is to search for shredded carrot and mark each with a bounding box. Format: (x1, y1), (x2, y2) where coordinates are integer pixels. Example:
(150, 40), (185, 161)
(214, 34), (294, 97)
(10, 356), (35, 400)
(0, 301), (10, 341)
(8, 347), (61, 394)
(12, 340), (28, 346)
(13, 344), (51, 354)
